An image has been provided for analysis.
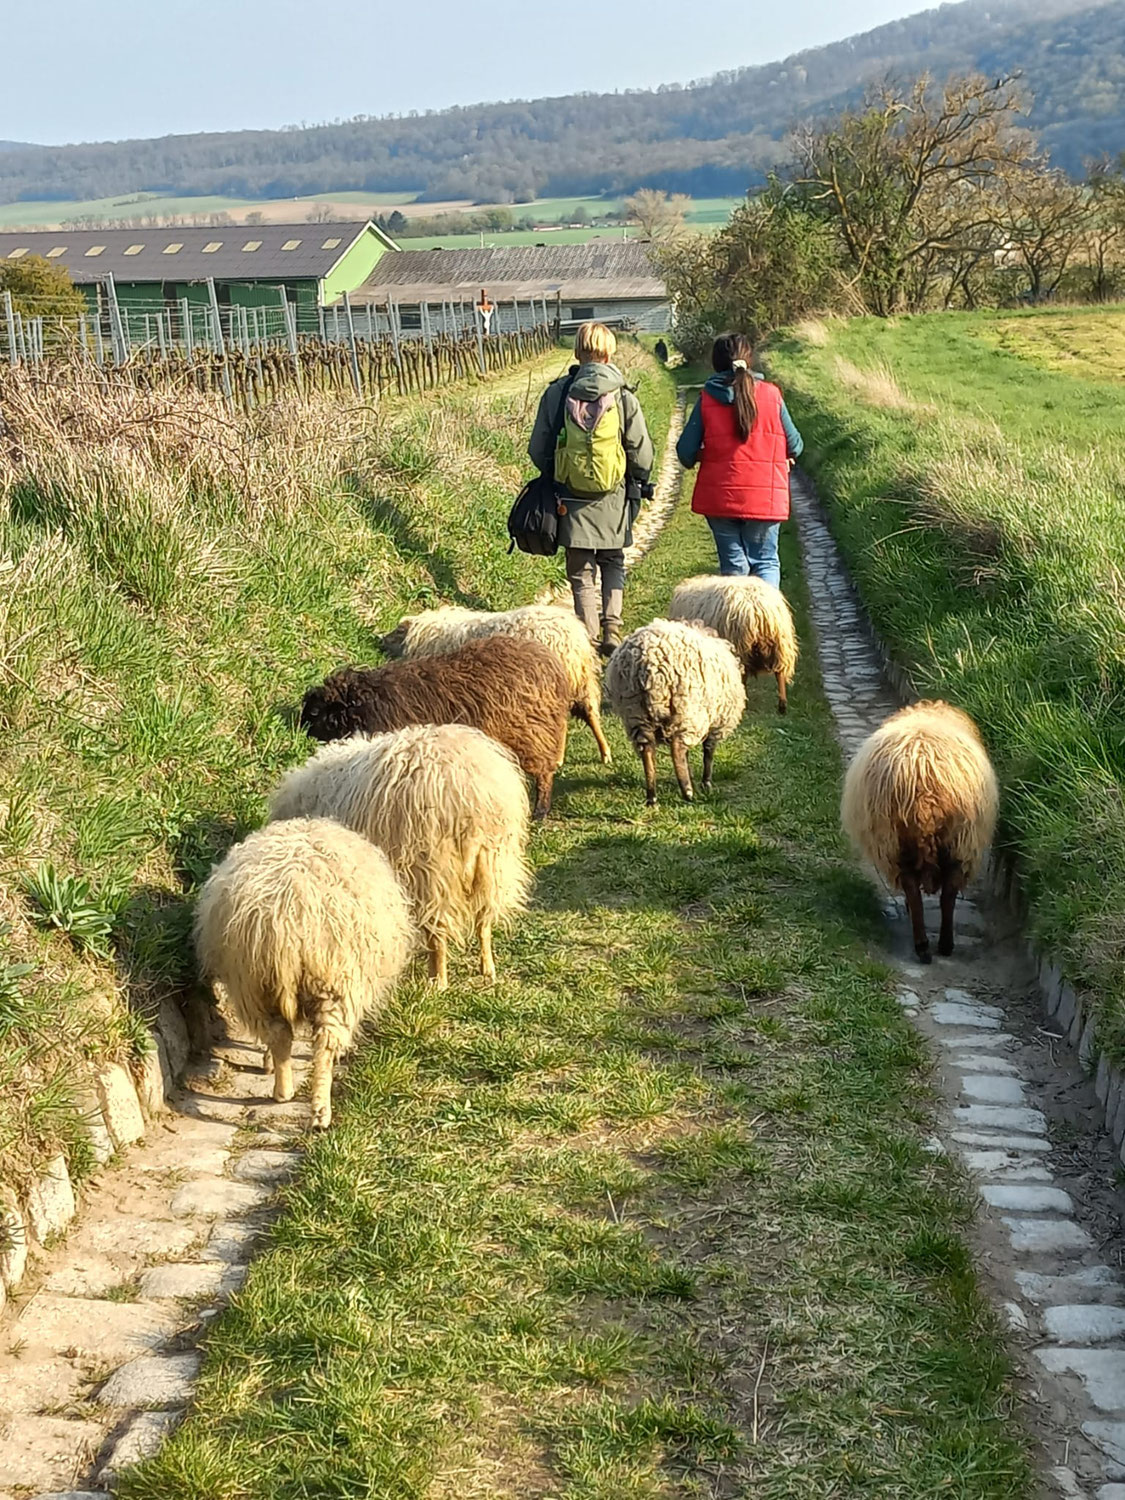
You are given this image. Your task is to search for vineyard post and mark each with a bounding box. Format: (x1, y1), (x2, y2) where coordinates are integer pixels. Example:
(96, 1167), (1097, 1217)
(180, 299), (193, 356)
(278, 287), (302, 393)
(3, 291), (16, 366)
(206, 277), (233, 403)
(342, 290), (363, 397)
(103, 274), (128, 365)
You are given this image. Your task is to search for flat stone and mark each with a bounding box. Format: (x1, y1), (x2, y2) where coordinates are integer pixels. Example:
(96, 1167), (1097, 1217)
(959, 1075), (1027, 1105)
(15, 1293), (177, 1360)
(1097, 1486), (1125, 1499)
(952, 1130), (1051, 1152)
(79, 1218), (199, 1258)
(135, 1041), (168, 1117)
(155, 997), (191, 1079)
(201, 1221), (259, 1264)
(900, 964), (928, 979)
(961, 1151), (1051, 1179)
(1018, 1268), (1123, 1305)
(139, 1261), (245, 1299)
(44, 1251), (132, 1298)
(98, 1351), (203, 1408)
(1037, 1348), (1125, 1410)
(26, 1155), (76, 1244)
(932, 1003), (1003, 1029)
(94, 1063), (145, 1150)
(896, 988), (920, 1008)
(1004, 1301), (1029, 1332)
(178, 1094), (245, 1125)
(982, 1184), (1074, 1214)
(956, 1054), (1021, 1075)
(0, 1414), (106, 1490)
(231, 1149), (300, 1184)
(953, 1105), (1047, 1133)
(96, 1409), (181, 1480)
(1043, 1305), (1125, 1344)
(942, 1031), (1018, 1050)
(1085, 1422), (1125, 1466)
(169, 1178), (270, 1218)
(75, 1092), (115, 1165)
(1002, 1218), (1093, 1254)
(0, 1183), (29, 1290)
(1096, 1056), (1111, 1105)
(1052, 1470), (1086, 1500)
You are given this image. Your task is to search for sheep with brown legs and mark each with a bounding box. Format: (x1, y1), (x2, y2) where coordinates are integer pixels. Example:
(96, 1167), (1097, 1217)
(841, 700), (999, 963)
(381, 603), (612, 764)
(605, 618), (746, 806)
(193, 818), (415, 1129)
(668, 575), (798, 714)
(269, 724), (531, 990)
(300, 635), (571, 818)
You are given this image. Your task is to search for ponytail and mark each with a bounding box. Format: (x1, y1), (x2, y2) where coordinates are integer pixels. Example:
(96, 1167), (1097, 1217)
(712, 332), (757, 442)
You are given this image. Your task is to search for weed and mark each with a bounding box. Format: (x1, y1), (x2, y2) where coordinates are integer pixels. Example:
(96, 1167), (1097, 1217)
(21, 863), (127, 959)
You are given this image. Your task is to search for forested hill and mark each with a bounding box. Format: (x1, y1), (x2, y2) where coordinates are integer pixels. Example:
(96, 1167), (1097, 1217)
(2, 0), (1121, 206)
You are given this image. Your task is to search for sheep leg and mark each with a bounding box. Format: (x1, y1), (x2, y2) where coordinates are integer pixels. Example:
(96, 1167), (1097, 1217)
(938, 863), (960, 957)
(702, 734), (718, 793)
(641, 742), (658, 806)
(776, 672), (788, 716)
(265, 1018), (295, 1102)
(670, 735), (694, 803)
(900, 870), (931, 963)
(478, 920), (495, 985)
(427, 933), (449, 991)
(533, 771), (555, 820)
(309, 1026), (337, 1130)
(578, 698), (613, 765)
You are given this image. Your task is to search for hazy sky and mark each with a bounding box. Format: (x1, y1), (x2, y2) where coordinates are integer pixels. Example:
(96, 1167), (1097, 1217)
(4, 0), (933, 146)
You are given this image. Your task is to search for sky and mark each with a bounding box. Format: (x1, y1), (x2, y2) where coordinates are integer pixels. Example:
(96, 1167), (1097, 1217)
(4, 0), (934, 147)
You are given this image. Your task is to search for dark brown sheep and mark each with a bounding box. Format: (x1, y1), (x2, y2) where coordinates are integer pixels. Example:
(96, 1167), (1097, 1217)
(300, 635), (571, 818)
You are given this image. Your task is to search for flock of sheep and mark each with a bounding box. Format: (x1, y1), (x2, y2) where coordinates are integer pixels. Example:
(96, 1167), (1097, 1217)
(194, 575), (999, 1128)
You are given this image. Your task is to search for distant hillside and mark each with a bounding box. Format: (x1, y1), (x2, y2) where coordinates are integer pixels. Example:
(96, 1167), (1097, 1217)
(0, 0), (1120, 207)
(0, 142), (34, 152)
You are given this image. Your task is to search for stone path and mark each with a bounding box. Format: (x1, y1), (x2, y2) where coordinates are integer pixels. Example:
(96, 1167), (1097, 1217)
(793, 472), (1125, 1498)
(0, 1036), (309, 1500)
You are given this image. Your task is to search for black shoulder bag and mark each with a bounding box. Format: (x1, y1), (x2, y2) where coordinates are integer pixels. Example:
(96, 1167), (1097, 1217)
(507, 375), (575, 556)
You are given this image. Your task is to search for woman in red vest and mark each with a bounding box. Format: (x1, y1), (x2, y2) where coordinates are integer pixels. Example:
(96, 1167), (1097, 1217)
(676, 333), (803, 587)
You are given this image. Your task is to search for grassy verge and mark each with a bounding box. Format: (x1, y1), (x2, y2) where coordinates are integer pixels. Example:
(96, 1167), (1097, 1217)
(768, 308), (1125, 1066)
(121, 451), (1031, 1497)
(0, 341), (670, 1196)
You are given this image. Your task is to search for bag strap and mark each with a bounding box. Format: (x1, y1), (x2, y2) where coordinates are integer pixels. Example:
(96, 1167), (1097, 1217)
(549, 373), (577, 463)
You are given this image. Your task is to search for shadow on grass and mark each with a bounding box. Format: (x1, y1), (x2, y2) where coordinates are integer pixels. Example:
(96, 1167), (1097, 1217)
(355, 487), (492, 610)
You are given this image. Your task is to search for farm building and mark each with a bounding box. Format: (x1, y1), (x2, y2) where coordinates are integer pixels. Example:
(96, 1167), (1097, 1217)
(0, 221), (398, 333)
(342, 243), (671, 333)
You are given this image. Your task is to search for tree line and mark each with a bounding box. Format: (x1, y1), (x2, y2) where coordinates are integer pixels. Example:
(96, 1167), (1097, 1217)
(656, 72), (1125, 350)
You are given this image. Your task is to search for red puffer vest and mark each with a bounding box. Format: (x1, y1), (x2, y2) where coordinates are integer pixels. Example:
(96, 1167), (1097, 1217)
(690, 381), (791, 522)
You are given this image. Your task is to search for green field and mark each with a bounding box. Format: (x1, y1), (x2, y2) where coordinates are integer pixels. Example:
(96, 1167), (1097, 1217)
(768, 306), (1125, 1061)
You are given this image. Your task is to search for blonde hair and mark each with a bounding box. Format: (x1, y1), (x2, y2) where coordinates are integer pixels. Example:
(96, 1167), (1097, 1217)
(575, 322), (616, 363)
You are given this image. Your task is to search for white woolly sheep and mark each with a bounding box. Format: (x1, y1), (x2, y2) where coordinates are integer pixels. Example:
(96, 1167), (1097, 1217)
(668, 575), (799, 714)
(841, 700), (999, 963)
(193, 818), (415, 1129)
(605, 618), (746, 806)
(269, 723), (531, 990)
(381, 603), (611, 764)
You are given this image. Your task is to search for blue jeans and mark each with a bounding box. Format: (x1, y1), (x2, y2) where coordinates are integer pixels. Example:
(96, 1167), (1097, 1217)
(706, 518), (781, 587)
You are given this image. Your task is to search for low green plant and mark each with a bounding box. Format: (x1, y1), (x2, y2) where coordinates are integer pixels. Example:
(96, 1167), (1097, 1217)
(21, 864), (128, 959)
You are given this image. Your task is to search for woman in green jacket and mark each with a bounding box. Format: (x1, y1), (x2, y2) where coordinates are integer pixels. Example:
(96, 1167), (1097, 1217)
(529, 323), (654, 655)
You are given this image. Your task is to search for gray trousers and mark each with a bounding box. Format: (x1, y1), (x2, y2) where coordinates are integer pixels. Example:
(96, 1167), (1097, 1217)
(565, 548), (625, 639)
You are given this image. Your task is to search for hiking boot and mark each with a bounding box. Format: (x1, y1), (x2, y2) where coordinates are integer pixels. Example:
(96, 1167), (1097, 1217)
(599, 625), (622, 659)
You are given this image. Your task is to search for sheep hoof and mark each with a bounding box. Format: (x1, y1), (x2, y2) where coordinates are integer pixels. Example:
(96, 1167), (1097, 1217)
(273, 1082), (295, 1104)
(645, 796), (658, 808)
(702, 779), (713, 794)
(937, 938), (954, 957)
(915, 948), (933, 965)
(777, 702), (787, 716)
(310, 1103), (332, 1130)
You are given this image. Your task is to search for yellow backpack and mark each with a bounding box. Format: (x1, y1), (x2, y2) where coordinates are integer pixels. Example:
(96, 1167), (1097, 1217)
(554, 389), (627, 497)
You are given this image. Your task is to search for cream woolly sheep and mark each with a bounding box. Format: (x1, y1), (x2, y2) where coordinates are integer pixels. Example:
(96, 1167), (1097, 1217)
(381, 603), (611, 764)
(269, 724), (531, 990)
(193, 818), (415, 1129)
(605, 618), (746, 806)
(841, 700), (999, 963)
(668, 575), (798, 714)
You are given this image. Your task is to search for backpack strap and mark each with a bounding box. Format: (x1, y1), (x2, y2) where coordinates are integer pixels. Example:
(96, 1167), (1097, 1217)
(546, 373), (577, 480)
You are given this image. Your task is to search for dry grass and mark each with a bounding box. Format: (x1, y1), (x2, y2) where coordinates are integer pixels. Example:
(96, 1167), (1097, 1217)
(831, 356), (936, 414)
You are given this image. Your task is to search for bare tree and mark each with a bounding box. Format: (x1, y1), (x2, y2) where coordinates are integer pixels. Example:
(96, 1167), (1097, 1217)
(994, 163), (1090, 301)
(306, 203), (336, 224)
(624, 188), (691, 242)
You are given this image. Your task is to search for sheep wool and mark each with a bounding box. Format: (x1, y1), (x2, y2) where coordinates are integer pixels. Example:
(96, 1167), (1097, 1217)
(382, 603), (611, 764)
(194, 817), (415, 1129)
(270, 724), (531, 989)
(668, 575), (798, 714)
(605, 618), (746, 805)
(841, 700), (999, 962)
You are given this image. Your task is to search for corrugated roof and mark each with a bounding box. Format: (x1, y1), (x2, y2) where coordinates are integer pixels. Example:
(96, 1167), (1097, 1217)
(345, 242), (666, 304)
(0, 221), (396, 284)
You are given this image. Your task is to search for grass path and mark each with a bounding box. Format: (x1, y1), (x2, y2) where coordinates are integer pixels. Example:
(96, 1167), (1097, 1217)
(120, 423), (1033, 1498)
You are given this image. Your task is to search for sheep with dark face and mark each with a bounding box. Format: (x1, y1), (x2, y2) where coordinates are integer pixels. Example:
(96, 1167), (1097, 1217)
(300, 635), (571, 818)
(605, 618), (746, 805)
(193, 818), (414, 1129)
(270, 724), (531, 990)
(842, 701), (999, 962)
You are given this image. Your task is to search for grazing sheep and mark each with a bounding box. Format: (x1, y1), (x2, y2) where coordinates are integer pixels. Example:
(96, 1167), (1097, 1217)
(193, 818), (415, 1129)
(269, 724), (531, 990)
(382, 603), (612, 764)
(605, 618), (746, 805)
(300, 635), (571, 818)
(668, 575), (798, 714)
(841, 701), (999, 963)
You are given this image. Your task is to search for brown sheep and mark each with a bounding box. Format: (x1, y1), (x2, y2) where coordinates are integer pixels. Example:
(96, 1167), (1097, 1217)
(300, 635), (571, 818)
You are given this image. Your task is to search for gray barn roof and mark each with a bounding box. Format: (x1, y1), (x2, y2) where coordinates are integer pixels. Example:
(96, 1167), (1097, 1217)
(0, 221), (395, 284)
(346, 242), (666, 304)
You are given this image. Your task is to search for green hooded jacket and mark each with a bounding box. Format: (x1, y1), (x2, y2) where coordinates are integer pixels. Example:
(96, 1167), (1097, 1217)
(528, 361), (655, 551)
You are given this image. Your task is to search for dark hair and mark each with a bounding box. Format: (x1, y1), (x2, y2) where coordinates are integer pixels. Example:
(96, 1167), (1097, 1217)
(712, 333), (757, 442)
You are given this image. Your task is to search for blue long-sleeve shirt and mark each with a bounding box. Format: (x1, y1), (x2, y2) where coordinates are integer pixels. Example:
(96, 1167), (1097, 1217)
(676, 372), (803, 468)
